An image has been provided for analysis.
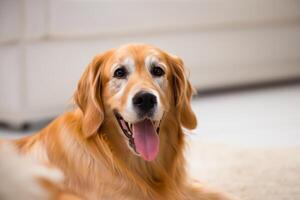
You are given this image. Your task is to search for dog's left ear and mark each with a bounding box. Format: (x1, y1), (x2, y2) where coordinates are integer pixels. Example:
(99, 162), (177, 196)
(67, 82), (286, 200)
(74, 51), (112, 138)
(166, 53), (197, 130)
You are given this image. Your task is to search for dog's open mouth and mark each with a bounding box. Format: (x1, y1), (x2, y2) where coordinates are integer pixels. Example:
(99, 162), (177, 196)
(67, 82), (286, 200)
(114, 112), (161, 161)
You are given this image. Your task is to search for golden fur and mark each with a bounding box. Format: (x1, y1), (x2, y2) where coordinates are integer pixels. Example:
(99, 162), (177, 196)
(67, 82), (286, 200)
(1, 44), (232, 200)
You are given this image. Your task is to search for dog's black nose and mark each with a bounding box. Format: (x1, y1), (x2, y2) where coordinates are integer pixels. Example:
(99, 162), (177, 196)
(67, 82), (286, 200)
(133, 91), (157, 114)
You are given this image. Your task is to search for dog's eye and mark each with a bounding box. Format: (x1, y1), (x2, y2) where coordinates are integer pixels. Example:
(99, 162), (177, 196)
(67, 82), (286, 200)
(113, 67), (127, 79)
(151, 66), (165, 77)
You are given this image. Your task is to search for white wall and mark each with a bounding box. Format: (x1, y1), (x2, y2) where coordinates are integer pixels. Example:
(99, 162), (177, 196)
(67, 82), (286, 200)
(1, 0), (300, 125)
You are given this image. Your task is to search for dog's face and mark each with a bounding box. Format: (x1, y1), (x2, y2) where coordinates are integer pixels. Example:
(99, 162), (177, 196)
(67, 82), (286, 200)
(103, 45), (168, 125)
(75, 44), (197, 161)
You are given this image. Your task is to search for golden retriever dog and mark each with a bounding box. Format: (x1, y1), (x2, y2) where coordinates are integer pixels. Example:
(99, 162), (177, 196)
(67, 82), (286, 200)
(0, 44), (232, 200)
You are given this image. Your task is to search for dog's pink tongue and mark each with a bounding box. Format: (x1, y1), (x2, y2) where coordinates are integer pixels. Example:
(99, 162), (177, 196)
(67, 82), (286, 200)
(133, 119), (159, 161)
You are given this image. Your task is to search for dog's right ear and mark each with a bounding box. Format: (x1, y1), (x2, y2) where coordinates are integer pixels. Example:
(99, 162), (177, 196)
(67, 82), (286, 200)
(74, 51), (113, 138)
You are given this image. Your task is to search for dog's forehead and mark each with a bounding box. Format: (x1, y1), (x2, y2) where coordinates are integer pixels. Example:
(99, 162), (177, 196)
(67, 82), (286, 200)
(113, 44), (164, 63)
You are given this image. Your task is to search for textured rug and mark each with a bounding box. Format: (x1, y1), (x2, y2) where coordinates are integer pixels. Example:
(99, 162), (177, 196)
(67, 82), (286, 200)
(186, 140), (300, 200)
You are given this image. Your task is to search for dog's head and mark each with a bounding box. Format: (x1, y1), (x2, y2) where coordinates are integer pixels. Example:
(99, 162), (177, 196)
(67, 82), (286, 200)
(75, 44), (197, 161)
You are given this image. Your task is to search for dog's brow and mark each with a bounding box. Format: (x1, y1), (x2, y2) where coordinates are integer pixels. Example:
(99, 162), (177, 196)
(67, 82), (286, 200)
(123, 57), (135, 72)
(145, 55), (166, 70)
(111, 63), (119, 72)
(111, 57), (135, 73)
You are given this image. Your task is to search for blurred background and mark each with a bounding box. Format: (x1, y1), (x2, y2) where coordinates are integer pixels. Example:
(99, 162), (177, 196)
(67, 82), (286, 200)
(1, 0), (300, 199)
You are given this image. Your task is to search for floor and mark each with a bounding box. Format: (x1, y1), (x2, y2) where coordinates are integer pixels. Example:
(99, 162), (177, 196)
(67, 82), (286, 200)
(1, 84), (300, 148)
(190, 84), (300, 148)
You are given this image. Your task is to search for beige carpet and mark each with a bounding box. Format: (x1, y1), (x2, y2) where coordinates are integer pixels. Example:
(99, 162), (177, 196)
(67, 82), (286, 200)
(186, 140), (300, 200)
